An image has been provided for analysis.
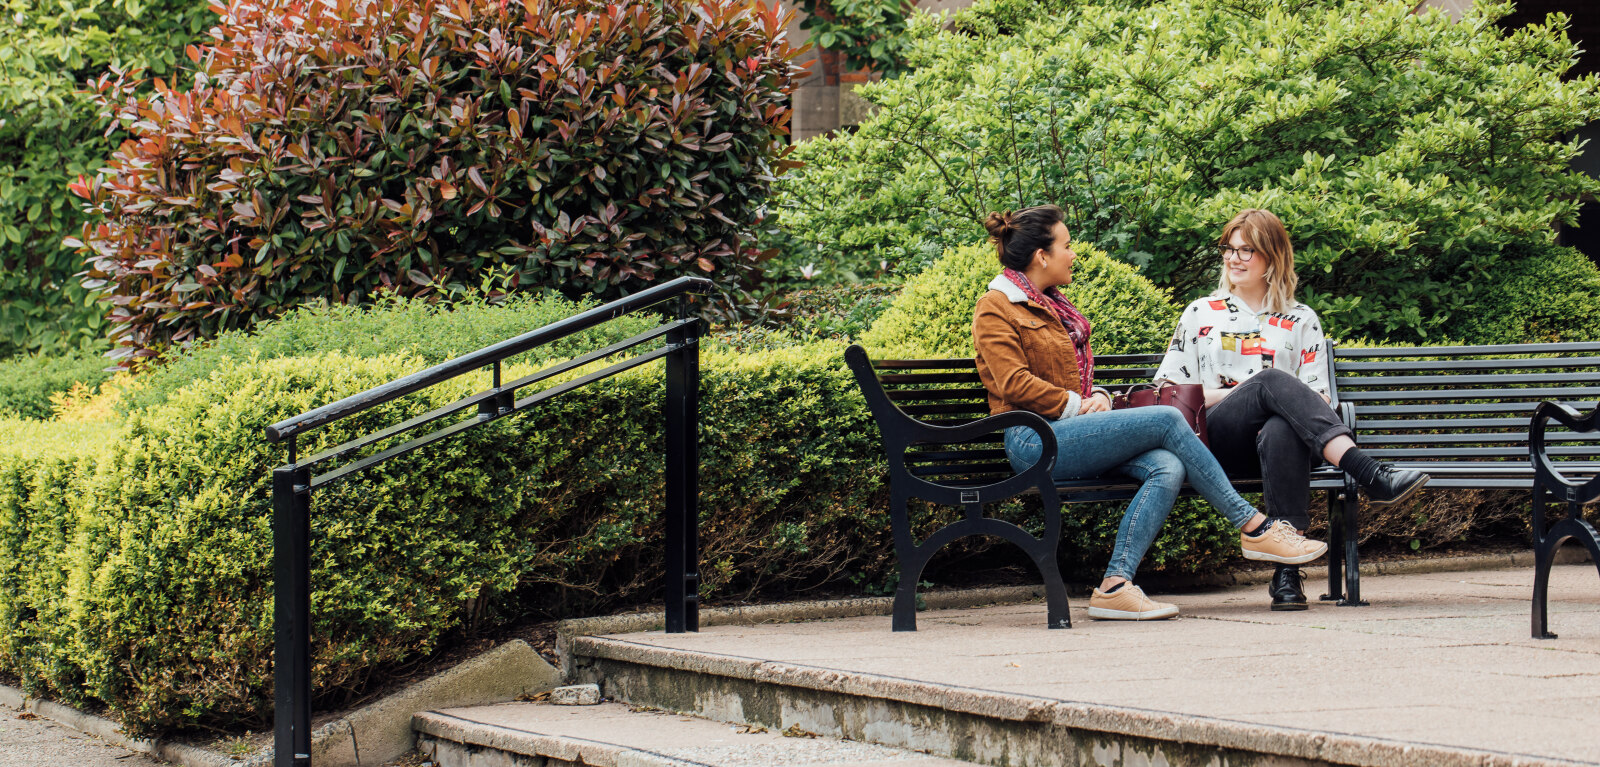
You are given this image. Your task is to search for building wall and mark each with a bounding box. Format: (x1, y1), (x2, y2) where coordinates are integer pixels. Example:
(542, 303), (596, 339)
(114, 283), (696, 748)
(783, 0), (977, 142)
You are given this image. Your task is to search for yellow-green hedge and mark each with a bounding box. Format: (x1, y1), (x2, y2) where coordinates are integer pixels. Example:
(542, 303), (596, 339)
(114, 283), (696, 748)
(860, 243), (1177, 357)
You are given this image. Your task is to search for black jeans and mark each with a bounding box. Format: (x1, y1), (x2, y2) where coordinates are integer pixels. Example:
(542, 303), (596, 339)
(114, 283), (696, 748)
(1206, 368), (1353, 529)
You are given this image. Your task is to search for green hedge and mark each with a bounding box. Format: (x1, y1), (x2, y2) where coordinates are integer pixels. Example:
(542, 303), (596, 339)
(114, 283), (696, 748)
(0, 347), (113, 419)
(122, 292), (658, 413)
(0, 334), (899, 733)
(861, 242), (1177, 357)
(1448, 243), (1600, 345)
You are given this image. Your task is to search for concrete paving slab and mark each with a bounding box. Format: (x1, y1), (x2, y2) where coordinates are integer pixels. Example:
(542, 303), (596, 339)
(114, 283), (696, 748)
(581, 563), (1600, 766)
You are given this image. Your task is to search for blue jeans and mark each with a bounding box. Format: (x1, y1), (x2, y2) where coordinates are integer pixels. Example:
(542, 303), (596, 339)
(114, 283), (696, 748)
(1004, 405), (1258, 582)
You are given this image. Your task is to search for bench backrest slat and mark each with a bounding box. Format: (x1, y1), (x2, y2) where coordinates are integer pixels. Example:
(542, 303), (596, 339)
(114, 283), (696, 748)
(1334, 341), (1600, 357)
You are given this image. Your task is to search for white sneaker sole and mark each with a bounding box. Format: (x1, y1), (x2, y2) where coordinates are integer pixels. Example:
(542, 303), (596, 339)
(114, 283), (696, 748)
(1087, 605), (1179, 621)
(1242, 542), (1329, 565)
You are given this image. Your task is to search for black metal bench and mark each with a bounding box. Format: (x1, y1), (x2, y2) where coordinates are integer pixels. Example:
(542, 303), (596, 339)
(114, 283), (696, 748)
(846, 340), (1600, 631)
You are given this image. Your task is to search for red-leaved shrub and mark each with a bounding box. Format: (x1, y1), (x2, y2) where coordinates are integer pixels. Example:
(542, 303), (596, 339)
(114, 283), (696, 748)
(69, 0), (803, 363)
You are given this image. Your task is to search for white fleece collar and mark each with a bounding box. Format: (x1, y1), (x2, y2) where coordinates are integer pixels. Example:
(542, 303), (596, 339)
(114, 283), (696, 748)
(987, 273), (1028, 303)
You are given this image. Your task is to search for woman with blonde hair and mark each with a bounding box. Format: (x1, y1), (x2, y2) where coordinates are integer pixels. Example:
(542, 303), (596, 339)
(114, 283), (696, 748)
(974, 204), (1327, 621)
(1155, 209), (1428, 611)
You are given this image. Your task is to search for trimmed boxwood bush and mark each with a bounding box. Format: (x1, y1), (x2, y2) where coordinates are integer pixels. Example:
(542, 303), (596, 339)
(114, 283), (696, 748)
(861, 242), (1177, 357)
(121, 292), (658, 413)
(1447, 243), (1600, 345)
(70, 0), (802, 364)
(0, 347), (114, 420)
(0, 337), (895, 733)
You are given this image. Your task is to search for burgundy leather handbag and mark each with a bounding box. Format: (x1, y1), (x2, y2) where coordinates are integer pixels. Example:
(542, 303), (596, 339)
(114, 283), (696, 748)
(1111, 381), (1209, 447)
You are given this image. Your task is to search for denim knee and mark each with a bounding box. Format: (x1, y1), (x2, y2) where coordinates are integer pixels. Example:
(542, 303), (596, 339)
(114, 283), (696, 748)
(1152, 404), (1187, 430)
(1138, 449), (1185, 485)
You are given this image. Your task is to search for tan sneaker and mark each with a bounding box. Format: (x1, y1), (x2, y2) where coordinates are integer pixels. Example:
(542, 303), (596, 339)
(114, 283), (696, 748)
(1241, 520), (1328, 565)
(1087, 584), (1179, 621)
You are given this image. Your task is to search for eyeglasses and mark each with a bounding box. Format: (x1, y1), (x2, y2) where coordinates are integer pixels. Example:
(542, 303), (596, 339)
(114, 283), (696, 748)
(1219, 245), (1258, 262)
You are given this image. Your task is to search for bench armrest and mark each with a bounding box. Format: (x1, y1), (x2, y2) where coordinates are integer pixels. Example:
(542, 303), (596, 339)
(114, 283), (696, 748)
(1530, 400), (1600, 504)
(844, 344), (1056, 473)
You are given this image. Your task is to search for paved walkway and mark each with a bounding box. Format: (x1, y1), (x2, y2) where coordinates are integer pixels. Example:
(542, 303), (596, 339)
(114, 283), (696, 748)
(0, 705), (165, 767)
(589, 562), (1600, 765)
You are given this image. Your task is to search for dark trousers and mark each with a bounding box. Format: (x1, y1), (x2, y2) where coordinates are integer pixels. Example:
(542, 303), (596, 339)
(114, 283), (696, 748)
(1206, 368), (1353, 529)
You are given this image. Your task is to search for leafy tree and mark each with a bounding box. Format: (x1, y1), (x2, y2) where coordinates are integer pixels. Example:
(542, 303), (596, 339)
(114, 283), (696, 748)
(774, 0), (1600, 341)
(70, 0), (803, 364)
(0, 0), (213, 357)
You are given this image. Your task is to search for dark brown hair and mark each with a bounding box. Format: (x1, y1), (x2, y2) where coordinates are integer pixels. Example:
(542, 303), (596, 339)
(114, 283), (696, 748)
(983, 205), (1066, 271)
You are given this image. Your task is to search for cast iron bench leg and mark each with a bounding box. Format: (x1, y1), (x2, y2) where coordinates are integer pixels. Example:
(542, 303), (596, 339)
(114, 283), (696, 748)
(1340, 474), (1366, 606)
(1322, 487), (1344, 603)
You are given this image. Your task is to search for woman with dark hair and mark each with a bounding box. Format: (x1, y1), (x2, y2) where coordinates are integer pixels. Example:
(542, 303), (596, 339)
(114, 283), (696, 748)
(1155, 209), (1428, 611)
(973, 204), (1327, 621)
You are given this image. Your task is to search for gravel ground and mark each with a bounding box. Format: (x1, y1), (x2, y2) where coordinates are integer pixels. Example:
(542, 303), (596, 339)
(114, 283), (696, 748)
(0, 706), (166, 767)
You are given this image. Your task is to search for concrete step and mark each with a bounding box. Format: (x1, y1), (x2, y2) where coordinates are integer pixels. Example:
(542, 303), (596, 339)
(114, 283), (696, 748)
(413, 700), (977, 767)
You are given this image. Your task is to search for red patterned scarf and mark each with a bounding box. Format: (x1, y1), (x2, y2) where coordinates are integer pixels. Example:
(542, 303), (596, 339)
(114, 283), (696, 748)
(1004, 268), (1094, 391)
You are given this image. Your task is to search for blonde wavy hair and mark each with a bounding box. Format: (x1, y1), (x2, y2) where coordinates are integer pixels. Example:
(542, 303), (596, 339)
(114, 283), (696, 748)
(1216, 209), (1297, 314)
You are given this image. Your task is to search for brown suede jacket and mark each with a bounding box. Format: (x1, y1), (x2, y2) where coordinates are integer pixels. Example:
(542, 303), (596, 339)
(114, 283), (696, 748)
(972, 283), (1086, 418)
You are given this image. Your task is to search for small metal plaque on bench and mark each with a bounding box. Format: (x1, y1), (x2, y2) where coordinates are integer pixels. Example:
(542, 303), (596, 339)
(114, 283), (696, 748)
(961, 490), (980, 504)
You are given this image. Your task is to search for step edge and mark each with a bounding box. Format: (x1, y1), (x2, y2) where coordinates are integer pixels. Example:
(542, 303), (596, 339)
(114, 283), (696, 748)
(412, 709), (698, 767)
(573, 638), (1597, 767)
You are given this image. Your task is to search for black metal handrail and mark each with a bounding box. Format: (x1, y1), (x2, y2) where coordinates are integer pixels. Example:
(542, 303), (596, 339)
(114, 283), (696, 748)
(264, 275), (711, 767)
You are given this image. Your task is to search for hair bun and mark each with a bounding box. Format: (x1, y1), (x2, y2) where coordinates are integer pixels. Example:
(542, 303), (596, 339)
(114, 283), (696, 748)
(983, 210), (1016, 241)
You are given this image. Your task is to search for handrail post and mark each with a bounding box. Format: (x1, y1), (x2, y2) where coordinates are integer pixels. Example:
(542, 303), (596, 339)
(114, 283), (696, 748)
(663, 296), (701, 633)
(273, 464), (313, 767)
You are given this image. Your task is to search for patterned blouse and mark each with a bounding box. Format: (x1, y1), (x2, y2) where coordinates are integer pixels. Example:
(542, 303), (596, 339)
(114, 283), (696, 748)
(1153, 290), (1331, 398)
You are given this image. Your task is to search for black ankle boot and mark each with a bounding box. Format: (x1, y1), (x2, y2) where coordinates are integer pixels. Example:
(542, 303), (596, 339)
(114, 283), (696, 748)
(1268, 565), (1308, 611)
(1364, 465), (1429, 507)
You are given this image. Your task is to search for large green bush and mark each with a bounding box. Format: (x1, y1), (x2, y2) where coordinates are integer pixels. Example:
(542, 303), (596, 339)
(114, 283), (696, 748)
(775, 0), (1600, 341)
(0, 0), (213, 356)
(70, 0), (802, 364)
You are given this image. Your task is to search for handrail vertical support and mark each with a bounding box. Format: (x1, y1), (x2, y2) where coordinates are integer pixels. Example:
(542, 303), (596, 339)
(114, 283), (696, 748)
(273, 464), (313, 767)
(663, 297), (701, 633)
